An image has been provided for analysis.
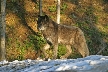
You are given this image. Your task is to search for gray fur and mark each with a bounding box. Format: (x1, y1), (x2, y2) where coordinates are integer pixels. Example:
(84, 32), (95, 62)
(37, 15), (89, 59)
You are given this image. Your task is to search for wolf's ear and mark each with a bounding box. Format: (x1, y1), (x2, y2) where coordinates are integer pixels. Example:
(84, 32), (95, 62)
(44, 15), (49, 21)
(38, 15), (43, 18)
(38, 15), (41, 18)
(45, 15), (48, 18)
(37, 15), (45, 21)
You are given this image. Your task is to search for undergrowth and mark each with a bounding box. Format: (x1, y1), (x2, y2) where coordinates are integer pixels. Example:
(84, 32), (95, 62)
(4, 0), (108, 61)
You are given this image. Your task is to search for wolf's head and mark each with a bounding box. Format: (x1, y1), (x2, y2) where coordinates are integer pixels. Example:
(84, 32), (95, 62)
(37, 15), (49, 31)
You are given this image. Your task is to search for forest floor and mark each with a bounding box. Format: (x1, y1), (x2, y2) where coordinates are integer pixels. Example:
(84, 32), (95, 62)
(3, 0), (108, 61)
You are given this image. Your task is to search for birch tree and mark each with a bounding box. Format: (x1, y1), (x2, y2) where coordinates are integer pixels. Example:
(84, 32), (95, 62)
(56, 0), (60, 24)
(0, 0), (7, 61)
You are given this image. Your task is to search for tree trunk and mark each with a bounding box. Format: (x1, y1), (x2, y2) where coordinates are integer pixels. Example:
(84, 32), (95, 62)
(39, 0), (43, 16)
(0, 0), (6, 61)
(57, 0), (60, 24)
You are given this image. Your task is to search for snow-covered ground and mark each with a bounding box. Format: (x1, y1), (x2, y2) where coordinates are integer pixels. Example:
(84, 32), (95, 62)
(0, 55), (108, 72)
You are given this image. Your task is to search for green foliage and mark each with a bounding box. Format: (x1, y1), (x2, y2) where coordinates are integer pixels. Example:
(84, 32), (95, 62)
(6, 32), (47, 61)
(28, 33), (46, 51)
(28, 34), (47, 58)
(44, 44), (67, 59)
(7, 38), (33, 61)
(48, 5), (56, 12)
(48, 3), (68, 14)
(58, 45), (82, 59)
(15, 40), (26, 60)
(104, 24), (108, 28)
(61, 3), (68, 14)
(58, 44), (67, 58)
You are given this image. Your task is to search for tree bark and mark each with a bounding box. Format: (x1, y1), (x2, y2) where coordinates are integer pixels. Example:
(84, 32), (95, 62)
(57, 0), (60, 24)
(0, 0), (6, 61)
(39, 0), (43, 16)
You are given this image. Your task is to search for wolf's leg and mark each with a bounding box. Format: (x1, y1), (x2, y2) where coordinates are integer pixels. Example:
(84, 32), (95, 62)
(72, 28), (89, 57)
(53, 43), (58, 59)
(74, 35), (89, 57)
(42, 43), (50, 59)
(60, 45), (72, 59)
(81, 42), (89, 57)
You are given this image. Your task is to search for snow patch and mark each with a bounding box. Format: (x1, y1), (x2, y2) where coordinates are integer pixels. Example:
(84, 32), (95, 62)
(0, 55), (108, 72)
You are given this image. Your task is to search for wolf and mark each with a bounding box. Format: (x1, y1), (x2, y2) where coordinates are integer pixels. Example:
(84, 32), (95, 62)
(37, 15), (89, 59)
